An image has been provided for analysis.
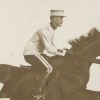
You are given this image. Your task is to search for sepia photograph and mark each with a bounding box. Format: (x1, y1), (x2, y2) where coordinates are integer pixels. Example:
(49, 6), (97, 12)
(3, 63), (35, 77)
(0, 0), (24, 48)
(0, 0), (100, 100)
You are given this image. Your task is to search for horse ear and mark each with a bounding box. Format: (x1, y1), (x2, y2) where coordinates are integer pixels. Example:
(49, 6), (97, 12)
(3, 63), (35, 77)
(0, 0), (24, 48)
(88, 27), (99, 37)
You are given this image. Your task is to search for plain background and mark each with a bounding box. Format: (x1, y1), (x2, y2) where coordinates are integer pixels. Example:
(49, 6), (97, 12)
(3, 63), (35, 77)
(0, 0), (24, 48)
(0, 0), (100, 92)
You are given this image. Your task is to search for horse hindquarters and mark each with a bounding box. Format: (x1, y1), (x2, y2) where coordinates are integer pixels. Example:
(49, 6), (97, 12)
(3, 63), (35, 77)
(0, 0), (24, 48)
(0, 65), (13, 84)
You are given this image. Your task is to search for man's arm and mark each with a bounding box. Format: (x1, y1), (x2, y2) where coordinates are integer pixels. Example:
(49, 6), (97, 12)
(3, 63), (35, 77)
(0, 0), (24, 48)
(39, 30), (66, 56)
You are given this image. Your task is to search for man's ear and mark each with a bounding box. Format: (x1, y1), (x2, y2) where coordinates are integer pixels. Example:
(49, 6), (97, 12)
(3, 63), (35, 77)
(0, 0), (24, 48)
(50, 16), (55, 21)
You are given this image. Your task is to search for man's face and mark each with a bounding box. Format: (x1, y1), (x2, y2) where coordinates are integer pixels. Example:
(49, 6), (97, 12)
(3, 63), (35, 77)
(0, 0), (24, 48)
(54, 16), (64, 27)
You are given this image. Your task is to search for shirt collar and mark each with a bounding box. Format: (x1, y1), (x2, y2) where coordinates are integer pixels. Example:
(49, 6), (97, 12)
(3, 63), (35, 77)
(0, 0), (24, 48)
(48, 23), (55, 34)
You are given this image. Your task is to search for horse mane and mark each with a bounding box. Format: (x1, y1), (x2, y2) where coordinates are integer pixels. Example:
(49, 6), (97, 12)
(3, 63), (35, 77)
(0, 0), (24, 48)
(69, 27), (100, 52)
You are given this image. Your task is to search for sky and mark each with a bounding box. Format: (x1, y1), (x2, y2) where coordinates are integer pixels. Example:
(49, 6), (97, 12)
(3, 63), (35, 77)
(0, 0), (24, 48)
(0, 0), (100, 91)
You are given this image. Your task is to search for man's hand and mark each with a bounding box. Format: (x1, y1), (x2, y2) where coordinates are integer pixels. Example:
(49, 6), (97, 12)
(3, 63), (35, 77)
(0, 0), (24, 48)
(62, 50), (66, 56)
(57, 49), (66, 56)
(61, 43), (72, 50)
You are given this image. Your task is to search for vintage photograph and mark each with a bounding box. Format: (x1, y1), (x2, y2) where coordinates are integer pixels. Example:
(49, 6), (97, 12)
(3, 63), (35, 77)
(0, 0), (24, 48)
(0, 0), (100, 100)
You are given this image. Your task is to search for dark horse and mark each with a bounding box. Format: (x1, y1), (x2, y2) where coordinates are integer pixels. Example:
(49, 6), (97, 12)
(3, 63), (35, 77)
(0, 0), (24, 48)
(0, 27), (100, 100)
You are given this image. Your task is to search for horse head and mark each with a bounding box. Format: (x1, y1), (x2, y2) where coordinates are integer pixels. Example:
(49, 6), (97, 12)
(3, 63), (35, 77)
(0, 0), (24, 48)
(69, 27), (100, 60)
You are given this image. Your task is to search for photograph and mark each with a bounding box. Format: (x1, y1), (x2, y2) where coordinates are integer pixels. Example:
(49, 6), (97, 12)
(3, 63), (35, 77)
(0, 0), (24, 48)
(0, 0), (100, 100)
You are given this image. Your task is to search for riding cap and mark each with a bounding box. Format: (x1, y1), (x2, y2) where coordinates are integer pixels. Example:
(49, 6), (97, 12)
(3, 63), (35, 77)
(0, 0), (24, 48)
(50, 10), (66, 17)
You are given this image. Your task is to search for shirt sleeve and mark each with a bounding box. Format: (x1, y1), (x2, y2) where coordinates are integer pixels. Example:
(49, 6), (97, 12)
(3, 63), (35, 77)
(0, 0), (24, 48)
(38, 29), (58, 54)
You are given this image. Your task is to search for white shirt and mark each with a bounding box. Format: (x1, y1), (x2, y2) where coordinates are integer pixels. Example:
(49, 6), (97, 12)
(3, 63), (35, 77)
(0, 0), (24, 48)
(23, 24), (59, 56)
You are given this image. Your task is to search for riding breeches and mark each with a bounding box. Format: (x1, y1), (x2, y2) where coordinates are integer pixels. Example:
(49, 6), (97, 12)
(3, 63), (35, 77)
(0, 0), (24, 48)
(24, 54), (53, 72)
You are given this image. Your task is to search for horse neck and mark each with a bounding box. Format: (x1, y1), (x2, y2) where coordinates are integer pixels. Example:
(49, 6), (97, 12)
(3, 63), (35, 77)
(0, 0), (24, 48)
(73, 34), (100, 60)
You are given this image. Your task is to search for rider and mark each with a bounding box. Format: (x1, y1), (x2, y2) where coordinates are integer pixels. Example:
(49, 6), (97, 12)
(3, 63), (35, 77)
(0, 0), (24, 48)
(23, 10), (72, 73)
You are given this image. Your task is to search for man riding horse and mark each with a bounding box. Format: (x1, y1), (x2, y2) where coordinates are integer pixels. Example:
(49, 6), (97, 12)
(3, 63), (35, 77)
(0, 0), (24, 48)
(23, 10), (74, 99)
(23, 10), (72, 74)
(23, 10), (100, 100)
(1, 10), (100, 100)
